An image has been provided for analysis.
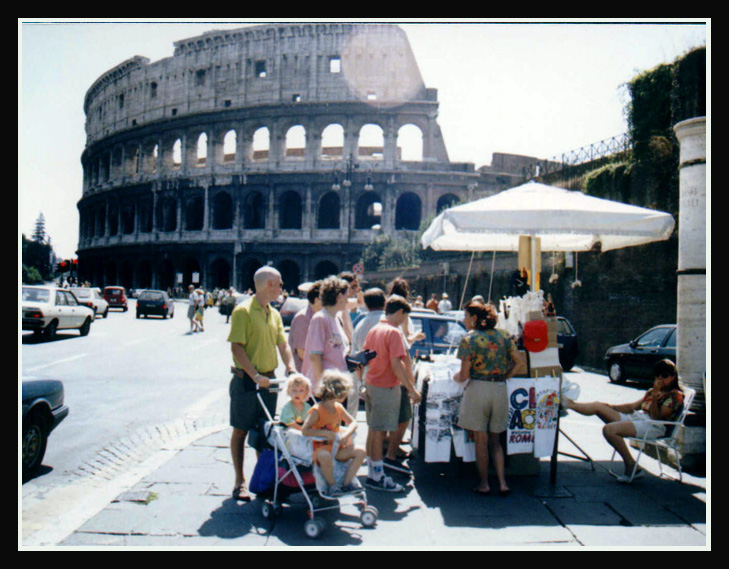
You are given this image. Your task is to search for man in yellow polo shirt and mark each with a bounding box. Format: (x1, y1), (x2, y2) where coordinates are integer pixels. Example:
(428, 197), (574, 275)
(228, 265), (296, 502)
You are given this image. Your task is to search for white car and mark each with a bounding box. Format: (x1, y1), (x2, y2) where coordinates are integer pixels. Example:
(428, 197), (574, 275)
(70, 287), (109, 318)
(22, 286), (95, 340)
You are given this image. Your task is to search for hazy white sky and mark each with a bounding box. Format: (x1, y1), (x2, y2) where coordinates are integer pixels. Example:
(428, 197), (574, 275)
(19, 19), (707, 259)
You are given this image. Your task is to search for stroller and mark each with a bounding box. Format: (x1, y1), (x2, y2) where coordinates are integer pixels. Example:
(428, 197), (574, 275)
(253, 378), (378, 539)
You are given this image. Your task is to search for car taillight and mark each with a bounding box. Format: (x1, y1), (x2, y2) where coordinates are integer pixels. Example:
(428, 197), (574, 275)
(26, 310), (44, 319)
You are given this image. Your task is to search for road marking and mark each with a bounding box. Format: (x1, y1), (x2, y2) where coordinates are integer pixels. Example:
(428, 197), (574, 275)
(26, 353), (88, 372)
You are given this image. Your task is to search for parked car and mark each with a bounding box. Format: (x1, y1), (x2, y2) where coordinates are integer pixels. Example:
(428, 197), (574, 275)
(70, 287), (109, 318)
(408, 311), (468, 358)
(136, 289), (175, 318)
(103, 286), (128, 311)
(555, 316), (579, 372)
(22, 286), (95, 340)
(604, 324), (677, 384)
(22, 379), (69, 479)
(280, 297), (308, 327)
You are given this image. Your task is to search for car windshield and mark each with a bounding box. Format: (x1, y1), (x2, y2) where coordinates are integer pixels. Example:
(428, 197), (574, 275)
(23, 287), (50, 302)
(139, 291), (163, 300)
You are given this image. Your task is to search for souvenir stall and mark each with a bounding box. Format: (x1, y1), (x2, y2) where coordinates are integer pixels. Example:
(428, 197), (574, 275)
(413, 182), (675, 481)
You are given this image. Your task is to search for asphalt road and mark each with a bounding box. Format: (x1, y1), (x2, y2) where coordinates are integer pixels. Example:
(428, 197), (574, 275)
(21, 300), (234, 492)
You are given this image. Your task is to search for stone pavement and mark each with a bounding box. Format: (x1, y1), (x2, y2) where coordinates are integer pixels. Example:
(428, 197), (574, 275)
(57, 405), (707, 549)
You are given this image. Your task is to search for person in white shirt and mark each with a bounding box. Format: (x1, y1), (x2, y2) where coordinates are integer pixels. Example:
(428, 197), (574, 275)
(438, 293), (452, 313)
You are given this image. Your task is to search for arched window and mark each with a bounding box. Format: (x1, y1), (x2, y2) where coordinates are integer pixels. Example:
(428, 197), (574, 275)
(355, 192), (382, 229)
(212, 192), (233, 229)
(358, 124), (384, 161)
(285, 125), (306, 159)
(279, 191), (302, 229)
(223, 130), (237, 164)
(243, 191), (266, 229)
(395, 192), (422, 230)
(252, 127), (269, 161)
(196, 133), (207, 167)
(318, 192), (340, 229)
(186, 196), (204, 231)
(172, 139), (182, 169)
(321, 124), (344, 160)
(397, 124), (423, 162)
(437, 193), (460, 213)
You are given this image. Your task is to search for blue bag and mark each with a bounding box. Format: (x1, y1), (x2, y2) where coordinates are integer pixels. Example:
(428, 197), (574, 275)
(249, 449), (276, 494)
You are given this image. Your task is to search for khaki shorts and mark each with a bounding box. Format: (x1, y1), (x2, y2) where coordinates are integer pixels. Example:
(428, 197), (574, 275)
(365, 384), (401, 432)
(457, 380), (509, 433)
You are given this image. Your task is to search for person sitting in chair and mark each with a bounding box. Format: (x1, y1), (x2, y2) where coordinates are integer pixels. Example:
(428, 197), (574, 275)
(563, 359), (685, 483)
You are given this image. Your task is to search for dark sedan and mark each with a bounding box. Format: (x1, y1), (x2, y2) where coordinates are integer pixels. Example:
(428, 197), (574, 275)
(604, 324), (677, 384)
(408, 311), (467, 358)
(136, 290), (175, 319)
(22, 379), (69, 479)
(555, 316), (579, 372)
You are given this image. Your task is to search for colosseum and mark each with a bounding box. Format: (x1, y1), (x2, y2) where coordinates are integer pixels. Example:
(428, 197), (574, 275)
(77, 23), (532, 292)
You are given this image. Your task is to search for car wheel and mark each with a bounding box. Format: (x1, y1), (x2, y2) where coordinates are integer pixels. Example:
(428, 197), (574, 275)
(44, 320), (58, 341)
(23, 412), (47, 479)
(79, 317), (91, 336)
(608, 361), (625, 384)
(103, 308), (109, 318)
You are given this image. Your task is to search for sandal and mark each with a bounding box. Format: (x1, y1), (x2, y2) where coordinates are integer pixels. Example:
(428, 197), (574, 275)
(472, 487), (492, 496)
(233, 483), (251, 502)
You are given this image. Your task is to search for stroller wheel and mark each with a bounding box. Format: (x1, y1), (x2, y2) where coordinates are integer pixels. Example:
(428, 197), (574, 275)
(261, 501), (276, 520)
(360, 506), (378, 528)
(304, 518), (325, 539)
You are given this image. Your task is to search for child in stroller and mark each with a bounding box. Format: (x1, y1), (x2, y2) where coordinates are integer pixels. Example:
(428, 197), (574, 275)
(302, 370), (366, 497)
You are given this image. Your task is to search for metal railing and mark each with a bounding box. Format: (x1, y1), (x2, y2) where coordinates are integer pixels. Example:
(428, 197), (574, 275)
(525, 133), (632, 180)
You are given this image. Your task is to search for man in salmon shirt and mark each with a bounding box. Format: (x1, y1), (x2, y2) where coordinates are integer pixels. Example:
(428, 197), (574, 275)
(362, 295), (421, 492)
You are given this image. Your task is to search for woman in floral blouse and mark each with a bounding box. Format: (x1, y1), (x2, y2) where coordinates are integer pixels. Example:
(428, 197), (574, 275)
(454, 301), (523, 496)
(564, 358), (685, 483)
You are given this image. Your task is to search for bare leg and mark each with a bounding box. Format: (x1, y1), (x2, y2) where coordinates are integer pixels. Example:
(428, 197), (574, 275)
(474, 431), (491, 492)
(566, 399), (622, 424)
(488, 432), (509, 492)
(231, 428), (249, 497)
(315, 449), (335, 486)
(603, 421), (638, 473)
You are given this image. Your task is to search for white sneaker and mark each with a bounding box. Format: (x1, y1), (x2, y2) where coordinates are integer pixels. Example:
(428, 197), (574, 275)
(366, 475), (404, 492)
(616, 467), (645, 484)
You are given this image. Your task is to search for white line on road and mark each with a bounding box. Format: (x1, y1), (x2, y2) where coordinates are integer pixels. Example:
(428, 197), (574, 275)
(26, 353), (89, 373)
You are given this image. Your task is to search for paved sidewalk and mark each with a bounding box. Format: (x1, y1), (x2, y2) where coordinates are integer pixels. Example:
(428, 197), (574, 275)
(57, 408), (707, 548)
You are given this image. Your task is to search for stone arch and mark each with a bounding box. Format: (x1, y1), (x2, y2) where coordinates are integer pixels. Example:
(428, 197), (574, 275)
(278, 259), (301, 291)
(210, 257), (231, 289)
(243, 191), (266, 229)
(313, 260), (339, 280)
(279, 190), (302, 229)
(284, 125), (306, 159)
(395, 192), (422, 230)
(185, 195), (204, 231)
(321, 123), (344, 160)
(318, 191), (341, 229)
(355, 191), (382, 229)
(358, 123), (384, 161)
(397, 124), (423, 162)
(212, 191), (233, 229)
(437, 193), (460, 213)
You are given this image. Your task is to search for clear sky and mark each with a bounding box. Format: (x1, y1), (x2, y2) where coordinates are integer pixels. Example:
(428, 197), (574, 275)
(19, 19), (707, 260)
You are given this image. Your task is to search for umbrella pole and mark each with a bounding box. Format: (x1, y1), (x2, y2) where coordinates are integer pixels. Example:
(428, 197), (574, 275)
(531, 236), (537, 292)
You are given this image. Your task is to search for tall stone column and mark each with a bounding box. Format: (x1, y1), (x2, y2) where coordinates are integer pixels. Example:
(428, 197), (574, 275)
(673, 116), (706, 466)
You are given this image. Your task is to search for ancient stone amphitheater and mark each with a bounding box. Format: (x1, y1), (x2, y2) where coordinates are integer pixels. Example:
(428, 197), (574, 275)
(77, 23), (527, 292)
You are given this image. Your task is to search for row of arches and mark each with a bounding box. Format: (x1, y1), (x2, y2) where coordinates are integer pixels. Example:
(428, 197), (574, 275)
(84, 121), (425, 189)
(83, 254), (348, 294)
(80, 186), (461, 240)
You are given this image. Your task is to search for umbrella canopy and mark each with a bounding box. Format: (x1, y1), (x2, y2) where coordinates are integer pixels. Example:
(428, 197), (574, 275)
(421, 182), (675, 253)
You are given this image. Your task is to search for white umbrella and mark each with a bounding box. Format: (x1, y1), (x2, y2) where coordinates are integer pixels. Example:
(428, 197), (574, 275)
(421, 182), (675, 254)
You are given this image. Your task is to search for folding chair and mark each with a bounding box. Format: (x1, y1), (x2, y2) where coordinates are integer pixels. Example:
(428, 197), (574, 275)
(610, 386), (696, 483)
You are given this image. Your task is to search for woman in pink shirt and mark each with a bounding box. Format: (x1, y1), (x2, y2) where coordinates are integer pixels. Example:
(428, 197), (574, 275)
(303, 276), (351, 392)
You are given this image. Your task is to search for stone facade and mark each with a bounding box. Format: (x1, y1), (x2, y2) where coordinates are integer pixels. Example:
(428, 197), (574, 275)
(77, 23), (530, 292)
